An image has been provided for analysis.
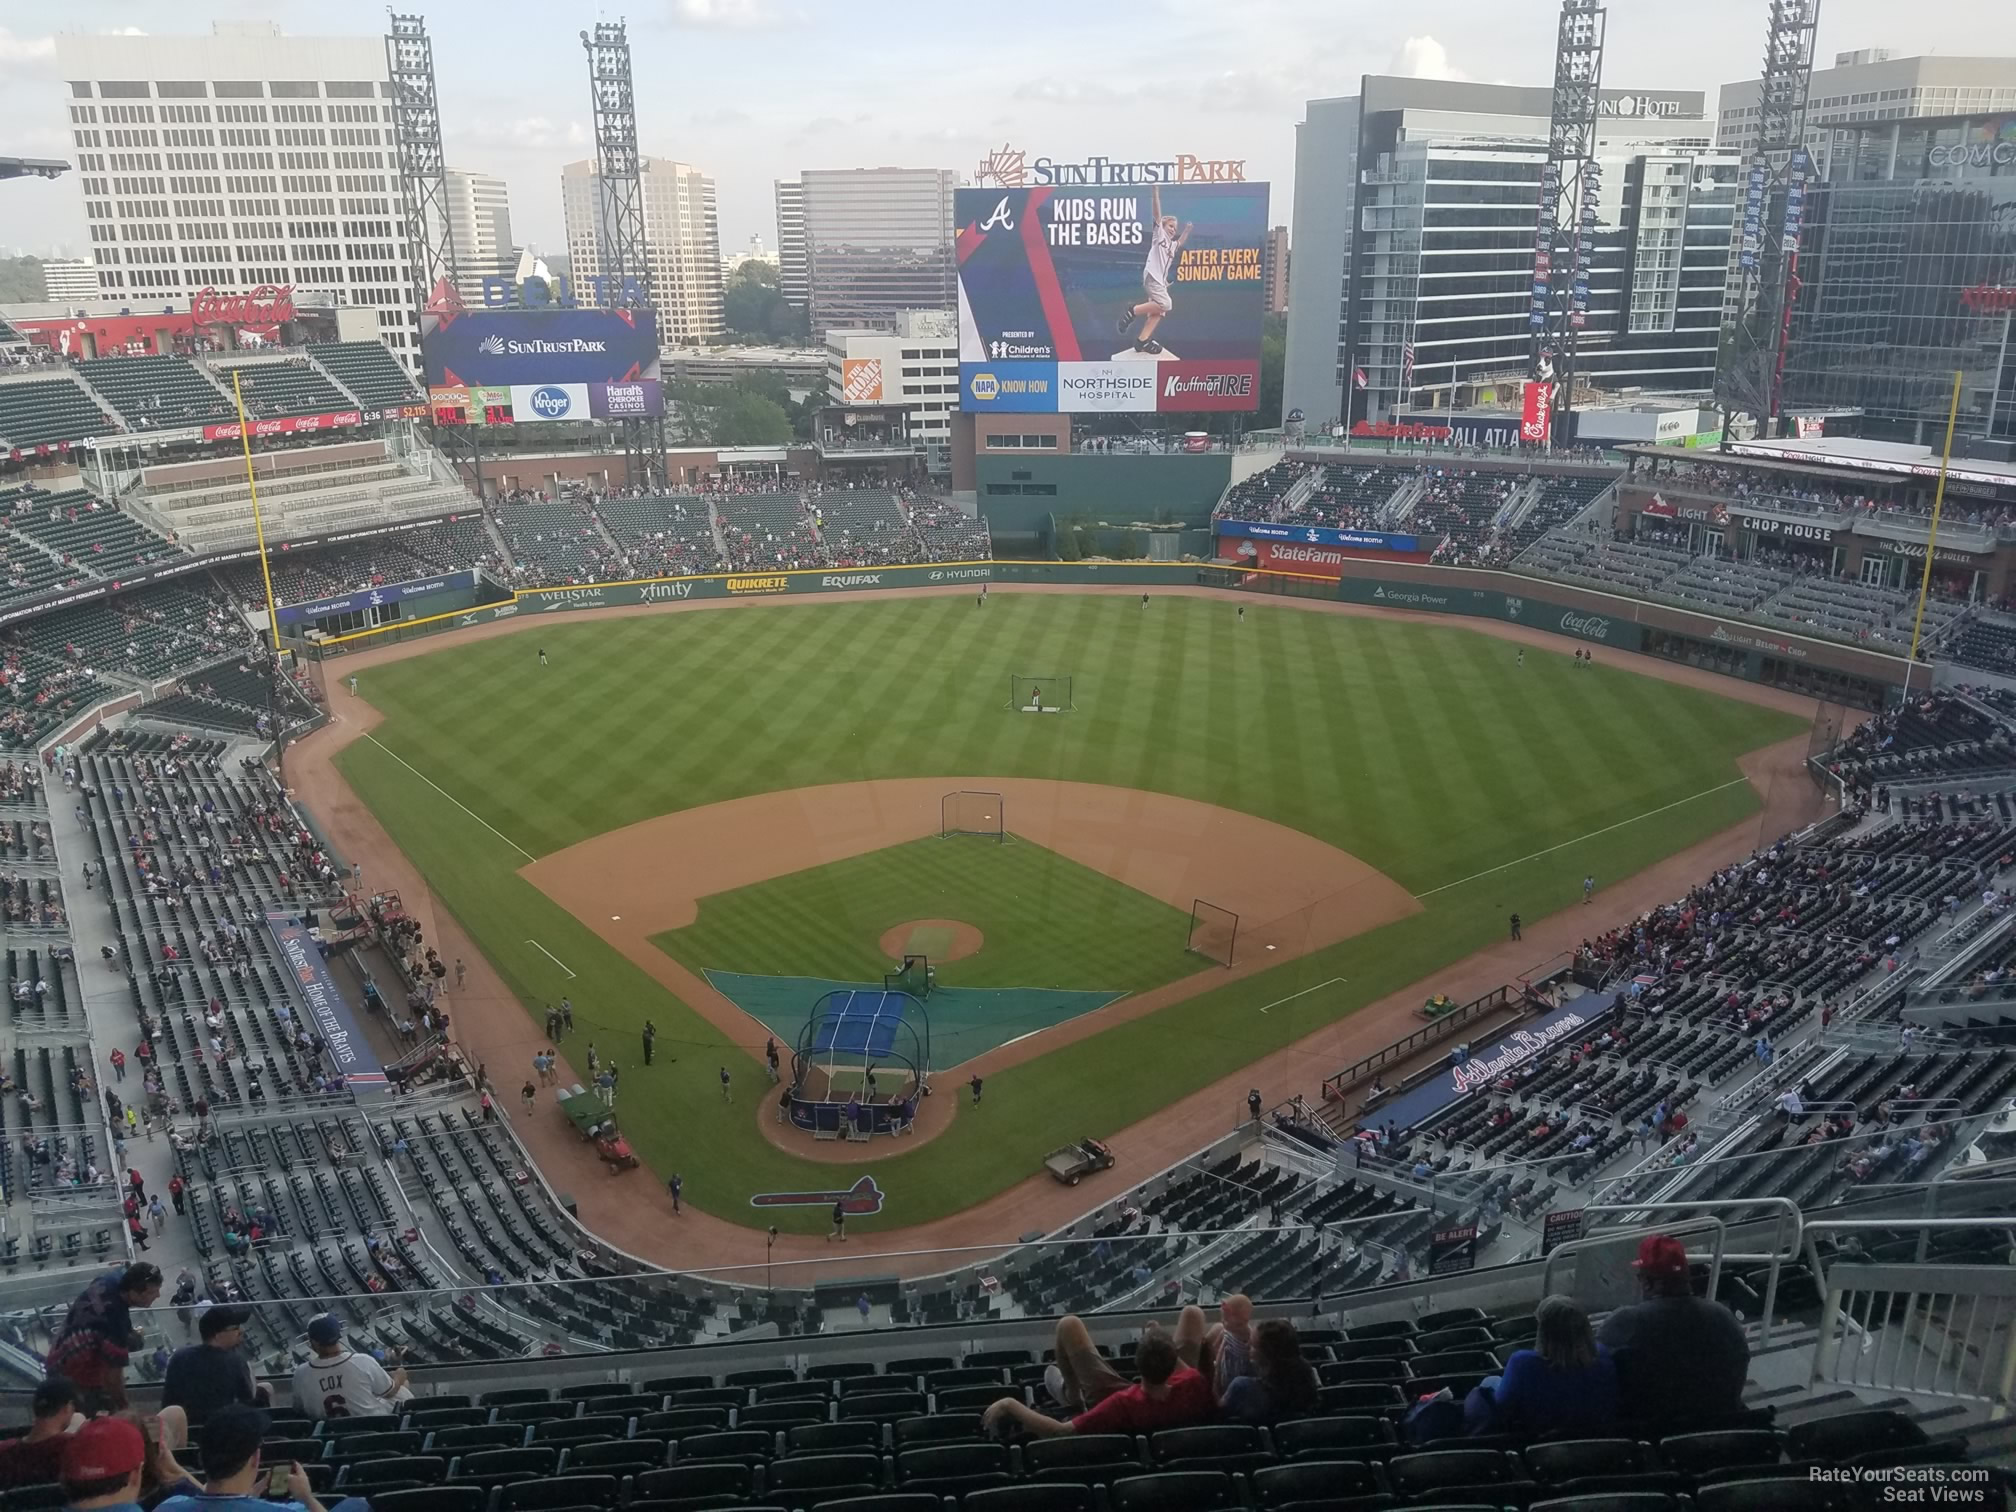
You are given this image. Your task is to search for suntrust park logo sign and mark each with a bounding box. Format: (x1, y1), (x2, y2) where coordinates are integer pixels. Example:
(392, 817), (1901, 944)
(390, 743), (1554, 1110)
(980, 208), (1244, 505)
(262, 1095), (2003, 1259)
(974, 143), (1247, 186)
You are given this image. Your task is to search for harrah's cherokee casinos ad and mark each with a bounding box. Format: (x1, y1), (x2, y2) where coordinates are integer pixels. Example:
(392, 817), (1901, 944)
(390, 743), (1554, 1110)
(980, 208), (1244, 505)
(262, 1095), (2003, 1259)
(955, 182), (1267, 414)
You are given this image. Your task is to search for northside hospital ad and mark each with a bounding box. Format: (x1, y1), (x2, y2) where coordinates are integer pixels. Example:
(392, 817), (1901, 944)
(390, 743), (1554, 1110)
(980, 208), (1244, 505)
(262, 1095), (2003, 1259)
(955, 145), (1268, 416)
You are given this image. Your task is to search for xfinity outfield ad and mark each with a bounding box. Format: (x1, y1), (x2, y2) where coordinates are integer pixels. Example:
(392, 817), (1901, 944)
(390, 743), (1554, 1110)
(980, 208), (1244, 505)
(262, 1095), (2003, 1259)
(955, 182), (1268, 414)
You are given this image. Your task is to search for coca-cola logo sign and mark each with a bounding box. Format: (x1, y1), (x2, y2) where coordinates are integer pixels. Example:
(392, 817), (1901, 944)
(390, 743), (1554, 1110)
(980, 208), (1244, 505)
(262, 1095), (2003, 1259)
(1559, 612), (1611, 641)
(191, 284), (294, 326)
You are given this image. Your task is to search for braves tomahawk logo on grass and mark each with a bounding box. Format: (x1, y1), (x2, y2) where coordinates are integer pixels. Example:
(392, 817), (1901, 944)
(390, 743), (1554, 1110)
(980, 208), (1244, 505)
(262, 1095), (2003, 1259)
(749, 1175), (885, 1215)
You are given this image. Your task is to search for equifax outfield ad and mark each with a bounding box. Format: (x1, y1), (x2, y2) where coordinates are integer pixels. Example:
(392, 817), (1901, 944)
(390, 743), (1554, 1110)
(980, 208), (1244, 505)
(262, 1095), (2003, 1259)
(955, 183), (1267, 413)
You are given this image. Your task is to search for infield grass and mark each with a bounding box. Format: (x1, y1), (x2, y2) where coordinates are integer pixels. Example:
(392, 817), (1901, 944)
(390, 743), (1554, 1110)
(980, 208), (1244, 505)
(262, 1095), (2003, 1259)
(652, 835), (1200, 994)
(336, 593), (1809, 1232)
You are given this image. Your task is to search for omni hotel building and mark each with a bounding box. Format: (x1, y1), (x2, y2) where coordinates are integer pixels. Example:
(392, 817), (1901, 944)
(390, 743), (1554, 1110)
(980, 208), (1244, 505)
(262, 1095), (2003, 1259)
(1287, 78), (1740, 429)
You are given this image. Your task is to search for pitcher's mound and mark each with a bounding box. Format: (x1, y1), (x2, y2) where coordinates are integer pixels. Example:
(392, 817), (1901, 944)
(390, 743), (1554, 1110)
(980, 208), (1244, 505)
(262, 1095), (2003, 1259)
(882, 919), (983, 963)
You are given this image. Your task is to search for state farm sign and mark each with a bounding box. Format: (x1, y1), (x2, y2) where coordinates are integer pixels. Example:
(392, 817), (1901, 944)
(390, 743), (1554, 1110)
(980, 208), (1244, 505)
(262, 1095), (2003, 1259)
(191, 284), (295, 326)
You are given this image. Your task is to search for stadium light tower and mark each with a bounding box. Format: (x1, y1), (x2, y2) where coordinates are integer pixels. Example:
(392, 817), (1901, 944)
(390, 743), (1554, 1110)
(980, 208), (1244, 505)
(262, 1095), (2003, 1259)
(1527, 0), (1607, 435)
(385, 13), (461, 328)
(1717, 0), (1822, 440)
(581, 20), (665, 489)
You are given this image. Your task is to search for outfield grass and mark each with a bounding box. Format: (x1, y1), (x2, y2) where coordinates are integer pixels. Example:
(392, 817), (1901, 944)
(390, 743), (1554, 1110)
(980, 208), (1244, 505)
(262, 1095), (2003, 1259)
(336, 593), (1808, 1232)
(652, 835), (1201, 994)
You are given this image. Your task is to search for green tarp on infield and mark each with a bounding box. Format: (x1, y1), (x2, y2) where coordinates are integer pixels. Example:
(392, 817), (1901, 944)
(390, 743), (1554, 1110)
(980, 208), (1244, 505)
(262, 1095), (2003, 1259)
(703, 970), (1127, 1071)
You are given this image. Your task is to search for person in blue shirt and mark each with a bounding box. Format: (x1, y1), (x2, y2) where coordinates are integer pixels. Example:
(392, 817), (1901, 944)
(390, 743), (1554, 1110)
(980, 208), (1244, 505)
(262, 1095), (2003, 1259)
(1464, 1294), (1618, 1437)
(1219, 1318), (1320, 1425)
(149, 1404), (370, 1512)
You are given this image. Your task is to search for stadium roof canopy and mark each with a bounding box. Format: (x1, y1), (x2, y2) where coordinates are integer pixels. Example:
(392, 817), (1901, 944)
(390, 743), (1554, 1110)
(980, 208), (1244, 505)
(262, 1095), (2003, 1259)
(1622, 436), (2016, 493)
(0, 158), (70, 181)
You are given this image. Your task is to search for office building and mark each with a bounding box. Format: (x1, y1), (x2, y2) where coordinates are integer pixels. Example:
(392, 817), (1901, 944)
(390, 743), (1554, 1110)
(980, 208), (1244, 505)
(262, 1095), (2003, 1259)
(821, 309), (958, 461)
(444, 169), (513, 303)
(1717, 50), (2016, 158)
(52, 21), (420, 364)
(1711, 50), (2016, 445)
(39, 258), (99, 302)
(774, 180), (806, 309)
(562, 155), (724, 344)
(1282, 95), (1361, 428)
(1263, 226), (1290, 315)
(799, 167), (956, 338)
(1287, 77), (1736, 426)
(1778, 114), (2016, 446)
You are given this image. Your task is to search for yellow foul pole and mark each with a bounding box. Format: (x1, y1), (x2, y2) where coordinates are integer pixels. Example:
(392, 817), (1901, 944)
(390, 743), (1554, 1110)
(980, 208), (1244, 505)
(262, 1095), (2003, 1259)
(231, 369), (283, 654)
(1901, 371), (1963, 698)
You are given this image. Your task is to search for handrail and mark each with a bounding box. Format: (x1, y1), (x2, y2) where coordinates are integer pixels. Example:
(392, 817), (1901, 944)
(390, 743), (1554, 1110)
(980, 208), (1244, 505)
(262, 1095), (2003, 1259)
(1542, 1196), (1804, 1344)
(1321, 983), (1518, 1109)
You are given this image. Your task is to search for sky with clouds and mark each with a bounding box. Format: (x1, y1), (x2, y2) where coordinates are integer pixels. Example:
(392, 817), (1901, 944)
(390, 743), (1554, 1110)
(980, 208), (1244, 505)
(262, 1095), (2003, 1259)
(4, 0), (2015, 261)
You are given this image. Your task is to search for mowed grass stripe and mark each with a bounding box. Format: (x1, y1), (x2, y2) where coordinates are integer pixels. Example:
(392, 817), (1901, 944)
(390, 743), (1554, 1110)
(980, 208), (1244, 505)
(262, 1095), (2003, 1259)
(339, 595), (1808, 1230)
(654, 835), (1197, 995)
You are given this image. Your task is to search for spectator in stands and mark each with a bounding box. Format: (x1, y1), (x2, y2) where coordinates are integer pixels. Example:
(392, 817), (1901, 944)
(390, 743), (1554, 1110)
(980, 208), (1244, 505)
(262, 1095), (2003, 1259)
(45, 1262), (161, 1410)
(161, 1306), (263, 1426)
(1219, 1318), (1319, 1425)
(289, 1314), (411, 1419)
(1598, 1234), (1748, 1424)
(154, 1402), (354, 1512)
(985, 1319), (1214, 1438)
(1465, 1294), (1617, 1436)
(54, 1416), (147, 1512)
(0, 1377), (80, 1487)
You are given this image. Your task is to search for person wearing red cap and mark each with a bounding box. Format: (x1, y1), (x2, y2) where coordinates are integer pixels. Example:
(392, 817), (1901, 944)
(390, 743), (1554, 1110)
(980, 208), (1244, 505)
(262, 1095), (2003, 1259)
(56, 1415), (146, 1511)
(1597, 1233), (1749, 1425)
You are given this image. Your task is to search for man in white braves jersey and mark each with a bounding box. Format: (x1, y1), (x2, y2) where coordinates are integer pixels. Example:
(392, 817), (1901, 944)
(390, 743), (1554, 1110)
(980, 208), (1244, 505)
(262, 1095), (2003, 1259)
(290, 1314), (411, 1419)
(1116, 187), (1192, 354)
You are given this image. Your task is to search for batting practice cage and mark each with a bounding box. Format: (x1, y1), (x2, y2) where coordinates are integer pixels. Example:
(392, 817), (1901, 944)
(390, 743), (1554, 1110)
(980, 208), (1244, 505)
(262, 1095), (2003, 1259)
(885, 953), (933, 998)
(1008, 675), (1074, 713)
(1188, 898), (1240, 967)
(942, 790), (1005, 841)
(786, 989), (932, 1139)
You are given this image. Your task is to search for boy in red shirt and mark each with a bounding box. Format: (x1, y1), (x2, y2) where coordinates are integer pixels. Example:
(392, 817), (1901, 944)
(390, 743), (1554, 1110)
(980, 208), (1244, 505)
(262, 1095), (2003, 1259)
(983, 1318), (1214, 1438)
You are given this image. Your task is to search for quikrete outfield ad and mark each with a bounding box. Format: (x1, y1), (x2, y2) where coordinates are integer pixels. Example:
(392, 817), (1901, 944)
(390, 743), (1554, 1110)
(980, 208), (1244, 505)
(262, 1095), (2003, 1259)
(332, 593), (1807, 1233)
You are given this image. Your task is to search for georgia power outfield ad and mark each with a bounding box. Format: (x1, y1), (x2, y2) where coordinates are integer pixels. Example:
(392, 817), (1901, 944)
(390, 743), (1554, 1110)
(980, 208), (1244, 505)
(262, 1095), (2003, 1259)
(956, 183), (1267, 413)
(420, 308), (664, 421)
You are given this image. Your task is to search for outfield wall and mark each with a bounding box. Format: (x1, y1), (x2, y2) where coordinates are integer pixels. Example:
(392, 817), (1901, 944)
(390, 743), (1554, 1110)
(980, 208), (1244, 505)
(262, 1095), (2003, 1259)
(297, 557), (1912, 707)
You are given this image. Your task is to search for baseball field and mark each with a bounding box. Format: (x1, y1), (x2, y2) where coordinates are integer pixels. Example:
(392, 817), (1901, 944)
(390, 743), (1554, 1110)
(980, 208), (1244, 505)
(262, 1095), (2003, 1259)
(332, 591), (1807, 1232)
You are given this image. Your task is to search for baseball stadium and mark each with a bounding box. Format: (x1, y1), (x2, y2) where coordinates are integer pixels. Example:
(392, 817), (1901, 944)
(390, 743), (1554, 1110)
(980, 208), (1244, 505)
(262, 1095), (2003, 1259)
(1, 8), (2015, 1503)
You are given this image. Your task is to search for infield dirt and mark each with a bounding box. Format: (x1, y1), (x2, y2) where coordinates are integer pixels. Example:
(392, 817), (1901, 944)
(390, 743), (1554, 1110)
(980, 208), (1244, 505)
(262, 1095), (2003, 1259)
(285, 582), (1839, 1275)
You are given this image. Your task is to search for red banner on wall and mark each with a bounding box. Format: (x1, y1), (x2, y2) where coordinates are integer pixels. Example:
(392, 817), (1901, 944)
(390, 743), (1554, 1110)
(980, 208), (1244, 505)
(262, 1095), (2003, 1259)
(202, 409), (363, 442)
(1221, 535), (1427, 578)
(1520, 381), (1551, 445)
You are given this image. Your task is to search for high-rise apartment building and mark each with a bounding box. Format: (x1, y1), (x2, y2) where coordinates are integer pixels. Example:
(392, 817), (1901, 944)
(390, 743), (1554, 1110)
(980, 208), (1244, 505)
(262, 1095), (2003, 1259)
(798, 167), (955, 338)
(1282, 96), (1361, 429)
(39, 258), (100, 303)
(54, 21), (418, 365)
(445, 169), (514, 304)
(1262, 226), (1290, 316)
(774, 180), (807, 310)
(562, 156), (724, 345)
(1716, 50), (2016, 158)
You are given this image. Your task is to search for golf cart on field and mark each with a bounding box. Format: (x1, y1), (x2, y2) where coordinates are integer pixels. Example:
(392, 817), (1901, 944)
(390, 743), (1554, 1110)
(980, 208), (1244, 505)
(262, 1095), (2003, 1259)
(1043, 1137), (1115, 1186)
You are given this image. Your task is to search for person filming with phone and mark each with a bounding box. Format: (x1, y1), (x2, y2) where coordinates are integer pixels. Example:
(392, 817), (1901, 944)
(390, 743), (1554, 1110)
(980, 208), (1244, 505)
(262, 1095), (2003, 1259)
(149, 1402), (371, 1512)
